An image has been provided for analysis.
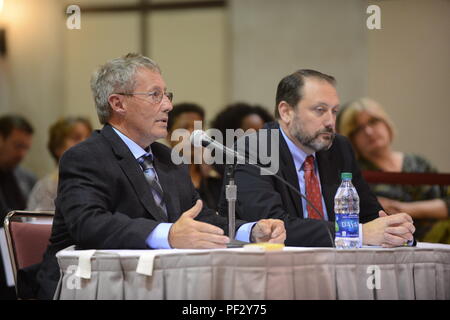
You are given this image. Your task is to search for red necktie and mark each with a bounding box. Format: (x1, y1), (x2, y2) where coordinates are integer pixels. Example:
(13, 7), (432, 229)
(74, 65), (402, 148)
(303, 155), (324, 220)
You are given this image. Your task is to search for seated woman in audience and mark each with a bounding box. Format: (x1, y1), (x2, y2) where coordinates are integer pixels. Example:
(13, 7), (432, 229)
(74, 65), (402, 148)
(27, 117), (92, 211)
(210, 102), (274, 176)
(211, 102), (274, 135)
(167, 103), (222, 211)
(337, 97), (449, 242)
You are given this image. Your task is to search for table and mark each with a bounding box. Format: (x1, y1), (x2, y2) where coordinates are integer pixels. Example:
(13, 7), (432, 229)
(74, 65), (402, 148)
(54, 243), (450, 300)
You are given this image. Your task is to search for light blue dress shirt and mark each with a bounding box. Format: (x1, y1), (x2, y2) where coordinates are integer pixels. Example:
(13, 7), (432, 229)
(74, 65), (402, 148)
(112, 127), (254, 249)
(279, 127), (329, 220)
(280, 127), (363, 246)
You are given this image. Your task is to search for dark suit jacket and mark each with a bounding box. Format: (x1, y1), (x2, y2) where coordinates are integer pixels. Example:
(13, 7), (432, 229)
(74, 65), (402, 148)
(220, 121), (381, 247)
(37, 124), (240, 299)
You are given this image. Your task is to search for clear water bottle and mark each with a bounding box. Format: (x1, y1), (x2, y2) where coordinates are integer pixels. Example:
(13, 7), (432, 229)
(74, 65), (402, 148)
(334, 172), (360, 249)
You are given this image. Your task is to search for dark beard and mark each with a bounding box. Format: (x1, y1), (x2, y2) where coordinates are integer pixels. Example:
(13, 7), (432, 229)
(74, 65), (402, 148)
(293, 127), (335, 152)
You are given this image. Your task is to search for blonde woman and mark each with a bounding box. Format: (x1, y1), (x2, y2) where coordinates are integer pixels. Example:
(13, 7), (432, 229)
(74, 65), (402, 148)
(337, 98), (449, 242)
(27, 117), (92, 210)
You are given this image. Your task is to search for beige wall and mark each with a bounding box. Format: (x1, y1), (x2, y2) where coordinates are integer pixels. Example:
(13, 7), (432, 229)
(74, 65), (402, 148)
(1, 0), (449, 179)
(230, 0), (369, 110)
(148, 7), (228, 124)
(367, 0), (450, 172)
(0, 0), (65, 177)
(230, 0), (450, 172)
(0, 0), (227, 177)
(65, 6), (228, 126)
(64, 12), (141, 128)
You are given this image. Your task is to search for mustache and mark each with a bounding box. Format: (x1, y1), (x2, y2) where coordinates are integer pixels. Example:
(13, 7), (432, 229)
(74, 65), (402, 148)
(315, 127), (335, 137)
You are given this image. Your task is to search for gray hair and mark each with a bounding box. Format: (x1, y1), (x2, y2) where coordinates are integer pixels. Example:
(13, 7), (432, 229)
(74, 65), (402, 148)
(90, 53), (161, 124)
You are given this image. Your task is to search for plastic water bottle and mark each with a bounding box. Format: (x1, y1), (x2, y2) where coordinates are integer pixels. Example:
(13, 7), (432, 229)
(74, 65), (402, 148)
(334, 172), (360, 249)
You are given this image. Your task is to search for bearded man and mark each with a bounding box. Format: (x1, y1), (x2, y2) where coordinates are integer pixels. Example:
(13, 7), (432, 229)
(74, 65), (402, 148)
(221, 69), (415, 247)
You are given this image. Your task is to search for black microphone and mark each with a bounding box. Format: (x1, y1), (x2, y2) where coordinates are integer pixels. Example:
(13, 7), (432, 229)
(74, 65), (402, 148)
(190, 130), (335, 247)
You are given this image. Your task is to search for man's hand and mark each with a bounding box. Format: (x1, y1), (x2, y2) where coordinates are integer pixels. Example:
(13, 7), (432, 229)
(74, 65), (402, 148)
(168, 200), (230, 249)
(377, 196), (403, 215)
(362, 210), (415, 247)
(251, 219), (286, 243)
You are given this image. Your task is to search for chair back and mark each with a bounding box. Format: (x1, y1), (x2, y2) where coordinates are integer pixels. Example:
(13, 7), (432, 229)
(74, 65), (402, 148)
(362, 171), (450, 186)
(3, 210), (54, 289)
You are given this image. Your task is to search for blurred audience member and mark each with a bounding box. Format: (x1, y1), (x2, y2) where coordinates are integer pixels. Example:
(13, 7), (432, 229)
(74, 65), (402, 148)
(0, 114), (35, 299)
(211, 102), (274, 135)
(27, 117), (92, 211)
(337, 98), (449, 242)
(210, 102), (274, 176)
(0, 115), (36, 215)
(167, 103), (222, 211)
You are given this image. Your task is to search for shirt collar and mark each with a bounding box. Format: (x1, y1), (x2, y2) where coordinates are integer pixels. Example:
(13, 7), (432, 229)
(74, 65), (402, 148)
(280, 126), (316, 172)
(112, 126), (151, 160)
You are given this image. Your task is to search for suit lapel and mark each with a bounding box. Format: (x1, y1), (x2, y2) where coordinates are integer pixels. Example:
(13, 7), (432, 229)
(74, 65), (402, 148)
(101, 125), (169, 222)
(316, 148), (339, 221)
(268, 122), (303, 217)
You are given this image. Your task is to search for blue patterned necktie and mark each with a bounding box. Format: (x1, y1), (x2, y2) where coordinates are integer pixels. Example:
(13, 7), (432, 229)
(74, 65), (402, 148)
(138, 153), (167, 216)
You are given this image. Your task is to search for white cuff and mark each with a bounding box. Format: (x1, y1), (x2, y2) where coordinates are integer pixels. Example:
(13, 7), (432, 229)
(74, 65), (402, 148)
(146, 223), (173, 249)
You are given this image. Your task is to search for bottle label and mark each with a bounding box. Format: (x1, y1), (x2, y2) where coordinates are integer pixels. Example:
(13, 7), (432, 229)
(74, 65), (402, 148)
(335, 213), (359, 238)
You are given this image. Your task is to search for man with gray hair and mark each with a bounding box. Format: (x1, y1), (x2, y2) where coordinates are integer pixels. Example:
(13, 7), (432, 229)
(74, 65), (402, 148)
(36, 53), (285, 299)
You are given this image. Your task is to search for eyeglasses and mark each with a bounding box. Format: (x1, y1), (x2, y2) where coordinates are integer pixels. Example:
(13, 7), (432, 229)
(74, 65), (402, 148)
(351, 117), (382, 136)
(115, 90), (173, 104)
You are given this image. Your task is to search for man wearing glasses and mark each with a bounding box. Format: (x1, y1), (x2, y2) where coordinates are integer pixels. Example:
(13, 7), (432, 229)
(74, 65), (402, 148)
(36, 53), (285, 299)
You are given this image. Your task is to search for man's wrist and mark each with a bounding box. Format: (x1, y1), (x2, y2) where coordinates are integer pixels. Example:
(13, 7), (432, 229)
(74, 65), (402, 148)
(146, 223), (173, 249)
(236, 222), (256, 243)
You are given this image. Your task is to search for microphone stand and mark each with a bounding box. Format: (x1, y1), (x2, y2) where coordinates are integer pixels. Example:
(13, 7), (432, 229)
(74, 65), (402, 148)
(191, 129), (334, 248)
(225, 163), (248, 248)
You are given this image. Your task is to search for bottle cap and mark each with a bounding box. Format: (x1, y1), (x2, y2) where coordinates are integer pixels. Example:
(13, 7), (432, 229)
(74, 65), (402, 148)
(341, 172), (352, 180)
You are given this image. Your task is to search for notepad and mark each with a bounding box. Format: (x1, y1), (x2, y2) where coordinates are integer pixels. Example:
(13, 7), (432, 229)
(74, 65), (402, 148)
(243, 243), (285, 252)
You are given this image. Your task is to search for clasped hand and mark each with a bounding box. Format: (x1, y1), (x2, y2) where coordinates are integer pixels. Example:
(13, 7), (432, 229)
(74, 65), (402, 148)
(363, 210), (415, 247)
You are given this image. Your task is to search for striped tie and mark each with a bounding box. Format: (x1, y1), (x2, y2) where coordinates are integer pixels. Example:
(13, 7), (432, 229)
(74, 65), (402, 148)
(138, 153), (167, 216)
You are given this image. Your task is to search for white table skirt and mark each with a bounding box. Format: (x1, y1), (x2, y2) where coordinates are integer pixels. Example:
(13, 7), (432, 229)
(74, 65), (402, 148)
(54, 243), (450, 300)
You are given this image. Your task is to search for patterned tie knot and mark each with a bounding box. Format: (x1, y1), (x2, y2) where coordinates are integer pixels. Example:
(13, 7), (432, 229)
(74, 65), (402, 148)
(138, 153), (154, 171)
(303, 155), (315, 172)
(138, 152), (166, 217)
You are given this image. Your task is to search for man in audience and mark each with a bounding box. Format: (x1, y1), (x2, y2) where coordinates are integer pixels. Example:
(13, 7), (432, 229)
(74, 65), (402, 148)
(0, 115), (36, 216)
(0, 114), (36, 299)
(36, 53), (285, 299)
(222, 69), (415, 247)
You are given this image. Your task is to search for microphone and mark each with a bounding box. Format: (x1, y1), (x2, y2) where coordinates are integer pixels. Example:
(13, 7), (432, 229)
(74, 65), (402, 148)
(190, 129), (246, 163)
(189, 130), (335, 247)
